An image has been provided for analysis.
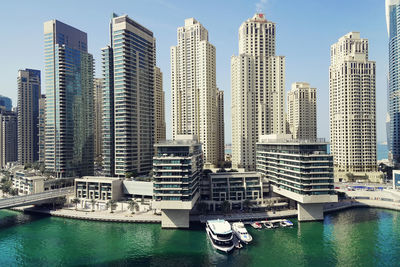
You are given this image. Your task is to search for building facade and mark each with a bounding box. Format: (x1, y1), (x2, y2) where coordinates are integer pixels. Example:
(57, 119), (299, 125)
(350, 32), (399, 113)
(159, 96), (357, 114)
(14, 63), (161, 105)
(38, 94), (46, 163)
(102, 14), (155, 177)
(153, 135), (202, 228)
(154, 66), (166, 146)
(386, 0), (400, 166)
(287, 82), (316, 140)
(94, 78), (103, 159)
(44, 20), (94, 177)
(0, 95), (12, 111)
(0, 110), (18, 168)
(216, 90), (225, 166)
(231, 13), (286, 171)
(329, 32), (377, 176)
(256, 134), (337, 221)
(17, 69), (41, 165)
(171, 18), (222, 167)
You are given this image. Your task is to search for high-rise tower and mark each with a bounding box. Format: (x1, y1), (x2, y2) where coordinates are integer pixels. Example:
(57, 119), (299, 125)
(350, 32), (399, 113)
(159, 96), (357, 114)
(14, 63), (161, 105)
(102, 14), (155, 177)
(171, 18), (222, 167)
(44, 20), (94, 178)
(154, 66), (166, 146)
(329, 32), (377, 179)
(17, 69), (40, 164)
(231, 13), (286, 171)
(287, 82), (317, 140)
(386, 0), (400, 166)
(94, 78), (103, 159)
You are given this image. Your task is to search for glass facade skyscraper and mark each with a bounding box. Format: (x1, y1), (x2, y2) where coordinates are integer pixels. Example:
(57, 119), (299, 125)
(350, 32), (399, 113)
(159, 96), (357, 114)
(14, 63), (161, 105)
(387, 0), (400, 166)
(102, 14), (155, 177)
(0, 95), (12, 111)
(44, 20), (94, 178)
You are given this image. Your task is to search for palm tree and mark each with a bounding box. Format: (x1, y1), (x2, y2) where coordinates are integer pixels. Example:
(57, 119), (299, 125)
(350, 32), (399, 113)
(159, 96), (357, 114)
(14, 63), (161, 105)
(221, 200), (231, 215)
(242, 199), (252, 212)
(128, 200), (139, 214)
(91, 198), (97, 212)
(106, 200), (118, 213)
(71, 197), (80, 211)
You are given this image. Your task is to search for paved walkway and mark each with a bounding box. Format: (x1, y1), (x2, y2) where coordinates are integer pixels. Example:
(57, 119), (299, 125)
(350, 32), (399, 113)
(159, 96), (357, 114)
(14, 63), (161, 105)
(12, 206), (162, 223)
(324, 199), (400, 213)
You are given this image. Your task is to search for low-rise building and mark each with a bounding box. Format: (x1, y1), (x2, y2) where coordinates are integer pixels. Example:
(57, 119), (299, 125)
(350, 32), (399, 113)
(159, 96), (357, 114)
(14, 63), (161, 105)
(256, 134), (337, 221)
(13, 175), (46, 194)
(75, 177), (123, 209)
(206, 172), (263, 211)
(152, 135), (202, 228)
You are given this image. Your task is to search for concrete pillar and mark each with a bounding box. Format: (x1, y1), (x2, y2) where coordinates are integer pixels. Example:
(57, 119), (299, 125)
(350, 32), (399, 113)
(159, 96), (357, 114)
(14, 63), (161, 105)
(297, 203), (324, 221)
(161, 209), (190, 228)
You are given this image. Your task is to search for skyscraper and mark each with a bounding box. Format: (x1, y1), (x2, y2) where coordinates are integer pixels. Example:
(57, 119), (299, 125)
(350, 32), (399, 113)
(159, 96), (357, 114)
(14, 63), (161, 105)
(0, 110), (18, 168)
(386, 0), (400, 166)
(171, 18), (222, 167)
(44, 20), (94, 178)
(231, 13), (286, 171)
(94, 78), (103, 159)
(329, 32), (377, 180)
(0, 95), (12, 111)
(17, 69), (40, 165)
(38, 94), (46, 164)
(102, 14), (155, 177)
(216, 90), (225, 166)
(154, 66), (166, 146)
(287, 82), (317, 140)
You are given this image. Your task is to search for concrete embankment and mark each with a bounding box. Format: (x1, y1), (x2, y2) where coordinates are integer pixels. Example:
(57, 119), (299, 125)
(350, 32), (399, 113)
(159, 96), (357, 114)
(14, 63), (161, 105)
(11, 206), (162, 223)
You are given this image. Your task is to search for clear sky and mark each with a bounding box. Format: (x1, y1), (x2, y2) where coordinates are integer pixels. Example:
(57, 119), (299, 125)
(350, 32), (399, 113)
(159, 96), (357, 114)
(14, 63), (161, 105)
(0, 0), (388, 143)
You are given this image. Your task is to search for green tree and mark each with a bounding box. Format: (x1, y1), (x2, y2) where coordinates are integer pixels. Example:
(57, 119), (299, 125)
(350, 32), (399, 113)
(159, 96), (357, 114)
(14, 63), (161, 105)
(106, 200), (118, 213)
(221, 200), (231, 215)
(128, 200), (139, 214)
(71, 198), (80, 211)
(242, 199), (252, 212)
(39, 165), (46, 175)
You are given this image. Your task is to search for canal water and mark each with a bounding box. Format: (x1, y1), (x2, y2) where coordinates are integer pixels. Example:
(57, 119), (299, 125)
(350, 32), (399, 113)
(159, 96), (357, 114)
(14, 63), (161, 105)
(0, 208), (399, 266)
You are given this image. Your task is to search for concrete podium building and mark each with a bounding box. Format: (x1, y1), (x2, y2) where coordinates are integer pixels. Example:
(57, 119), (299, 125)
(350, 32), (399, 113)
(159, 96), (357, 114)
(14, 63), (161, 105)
(152, 135), (202, 228)
(256, 134), (337, 221)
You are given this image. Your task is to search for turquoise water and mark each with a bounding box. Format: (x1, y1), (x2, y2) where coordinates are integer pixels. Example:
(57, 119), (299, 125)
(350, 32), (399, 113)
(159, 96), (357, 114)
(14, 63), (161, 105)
(0, 208), (399, 266)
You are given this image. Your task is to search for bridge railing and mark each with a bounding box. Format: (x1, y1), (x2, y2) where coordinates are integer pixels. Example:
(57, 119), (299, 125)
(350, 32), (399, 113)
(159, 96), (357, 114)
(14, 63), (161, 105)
(0, 186), (74, 209)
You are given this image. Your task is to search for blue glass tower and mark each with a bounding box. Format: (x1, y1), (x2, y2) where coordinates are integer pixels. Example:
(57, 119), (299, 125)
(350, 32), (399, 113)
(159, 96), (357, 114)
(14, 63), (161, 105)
(0, 95), (12, 111)
(44, 20), (94, 177)
(387, 0), (400, 166)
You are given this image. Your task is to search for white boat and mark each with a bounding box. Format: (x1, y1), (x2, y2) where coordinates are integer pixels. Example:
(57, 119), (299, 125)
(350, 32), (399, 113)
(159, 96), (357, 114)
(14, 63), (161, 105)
(231, 222), (253, 244)
(263, 221), (277, 229)
(280, 219), (294, 227)
(206, 220), (235, 253)
(251, 222), (263, 229)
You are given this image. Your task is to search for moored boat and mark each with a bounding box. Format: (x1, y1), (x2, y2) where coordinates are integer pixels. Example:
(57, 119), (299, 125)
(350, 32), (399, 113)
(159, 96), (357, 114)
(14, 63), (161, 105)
(231, 222), (253, 244)
(251, 222), (263, 229)
(206, 220), (235, 253)
(280, 219), (294, 227)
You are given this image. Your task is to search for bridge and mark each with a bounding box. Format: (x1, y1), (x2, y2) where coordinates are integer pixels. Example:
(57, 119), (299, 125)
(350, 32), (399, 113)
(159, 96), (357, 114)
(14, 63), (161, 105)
(0, 187), (74, 209)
